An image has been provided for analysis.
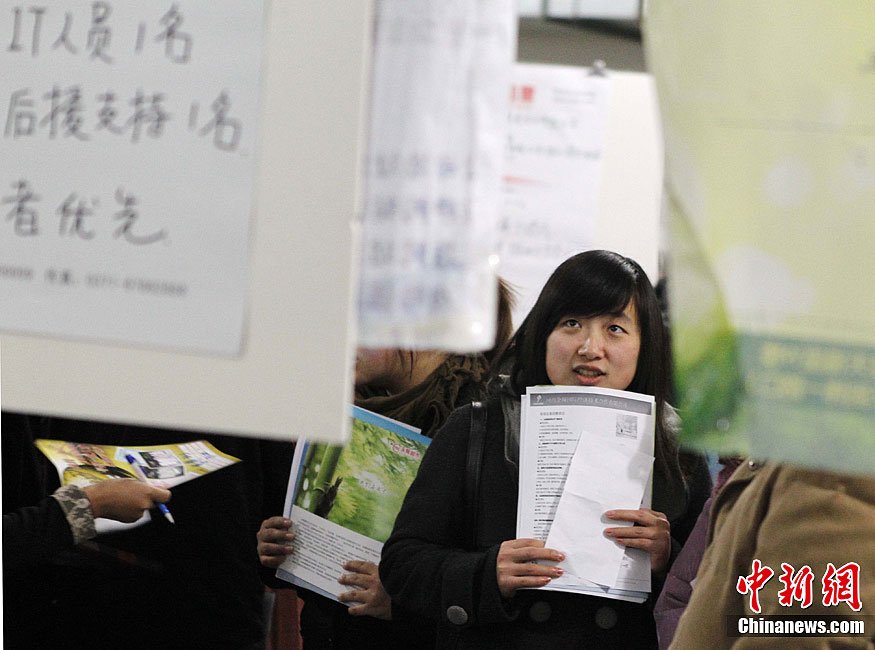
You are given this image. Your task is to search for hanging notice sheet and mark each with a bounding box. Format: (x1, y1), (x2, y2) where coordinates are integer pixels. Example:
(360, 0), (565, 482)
(276, 406), (430, 603)
(497, 63), (612, 326)
(645, 2), (875, 475)
(0, 1), (265, 355)
(357, 0), (516, 351)
(517, 386), (655, 603)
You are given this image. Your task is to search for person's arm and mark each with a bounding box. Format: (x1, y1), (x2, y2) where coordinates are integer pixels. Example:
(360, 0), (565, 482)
(3, 480), (170, 577)
(727, 466), (875, 649)
(380, 407), (499, 626)
(380, 405), (560, 629)
(81, 479), (171, 523)
(255, 438), (297, 589)
(650, 450), (714, 600)
(3, 491), (75, 575)
(670, 464), (875, 650)
(653, 496), (713, 649)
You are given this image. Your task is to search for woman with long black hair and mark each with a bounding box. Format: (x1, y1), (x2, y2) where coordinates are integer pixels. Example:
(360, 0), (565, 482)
(380, 250), (709, 649)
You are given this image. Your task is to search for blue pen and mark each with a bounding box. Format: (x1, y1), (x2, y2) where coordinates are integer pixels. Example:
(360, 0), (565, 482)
(124, 453), (176, 524)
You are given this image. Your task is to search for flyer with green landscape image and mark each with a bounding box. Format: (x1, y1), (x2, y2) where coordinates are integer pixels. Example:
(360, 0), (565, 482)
(292, 406), (430, 543)
(277, 406), (430, 602)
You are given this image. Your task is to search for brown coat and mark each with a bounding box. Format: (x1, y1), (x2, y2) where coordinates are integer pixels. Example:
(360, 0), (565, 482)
(670, 462), (875, 649)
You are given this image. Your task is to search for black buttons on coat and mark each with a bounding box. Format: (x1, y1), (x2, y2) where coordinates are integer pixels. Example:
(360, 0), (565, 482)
(528, 601), (552, 623)
(595, 605), (618, 630)
(446, 605), (469, 625)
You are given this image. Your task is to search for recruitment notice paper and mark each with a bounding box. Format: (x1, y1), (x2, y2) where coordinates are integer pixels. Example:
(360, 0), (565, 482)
(0, 2), (265, 355)
(497, 63), (612, 326)
(277, 406), (430, 603)
(357, 0), (516, 351)
(645, 2), (875, 476)
(517, 386), (655, 603)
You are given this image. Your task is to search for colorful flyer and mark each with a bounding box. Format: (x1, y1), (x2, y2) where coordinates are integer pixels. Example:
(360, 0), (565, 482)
(276, 406), (430, 603)
(36, 438), (240, 488)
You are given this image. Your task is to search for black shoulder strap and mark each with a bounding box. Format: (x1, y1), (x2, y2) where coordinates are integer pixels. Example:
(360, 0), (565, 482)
(465, 401), (487, 550)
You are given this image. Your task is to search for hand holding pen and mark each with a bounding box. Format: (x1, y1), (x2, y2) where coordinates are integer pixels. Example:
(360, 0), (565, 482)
(83, 478), (172, 523)
(124, 454), (176, 524)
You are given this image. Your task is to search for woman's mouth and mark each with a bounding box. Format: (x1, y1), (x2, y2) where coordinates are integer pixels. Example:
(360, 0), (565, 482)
(573, 366), (605, 384)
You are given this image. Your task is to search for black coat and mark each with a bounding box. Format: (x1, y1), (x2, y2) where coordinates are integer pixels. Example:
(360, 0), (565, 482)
(2, 411), (293, 650)
(2, 414), (76, 575)
(381, 399), (708, 649)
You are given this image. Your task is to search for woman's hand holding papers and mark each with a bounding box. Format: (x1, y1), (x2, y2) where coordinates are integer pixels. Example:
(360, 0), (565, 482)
(603, 508), (671, 573)
(337, 560), (392, 620)
(496, 539), (565, 599)
(256, 516), (296, 568)
(256, 519), (393, 621)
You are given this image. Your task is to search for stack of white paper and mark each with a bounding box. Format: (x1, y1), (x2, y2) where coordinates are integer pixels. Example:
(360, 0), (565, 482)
(517, 385), (655, 603)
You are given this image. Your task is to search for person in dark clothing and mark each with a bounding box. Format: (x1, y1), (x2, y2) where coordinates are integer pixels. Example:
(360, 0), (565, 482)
(2, 411), (293, 650)
(4, 430), (170, 573)
(380, 250), (710, 649)
(257, 280), (516, 649)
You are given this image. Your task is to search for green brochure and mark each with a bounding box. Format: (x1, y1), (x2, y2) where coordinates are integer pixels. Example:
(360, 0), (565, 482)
(277, 406), (430, 603)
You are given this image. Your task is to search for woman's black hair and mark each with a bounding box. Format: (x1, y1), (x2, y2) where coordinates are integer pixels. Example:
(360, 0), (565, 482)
(497, 250), (684, 513)
(505, 250), (668, 402)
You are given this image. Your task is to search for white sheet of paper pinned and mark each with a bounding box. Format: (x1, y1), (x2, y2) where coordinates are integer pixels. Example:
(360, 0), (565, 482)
(545, 436), (653, 588)
(0, 2), (266, 355)
(357, 0), (516, 351)
(497, 63), (612, 327)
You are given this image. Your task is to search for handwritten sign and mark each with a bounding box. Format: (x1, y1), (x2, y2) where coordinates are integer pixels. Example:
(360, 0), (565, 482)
(1, 1), (265, 355)
(356, 0), (516, 352)
(497, 63), (612, 326)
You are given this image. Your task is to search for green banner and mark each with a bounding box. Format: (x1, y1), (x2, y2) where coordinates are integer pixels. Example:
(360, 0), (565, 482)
(645, 2), (875, 475)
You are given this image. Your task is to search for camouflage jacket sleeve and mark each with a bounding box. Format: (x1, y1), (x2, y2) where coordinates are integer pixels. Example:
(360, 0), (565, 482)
(50, 483), (97, 544)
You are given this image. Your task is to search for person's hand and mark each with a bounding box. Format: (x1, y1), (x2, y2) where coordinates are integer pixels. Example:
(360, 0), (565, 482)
(83, 479), (171, 523)
(496, 538), (565, 600)
(337, 560), (392, 620)
(257, 516), (296, 568)
(603, 508), (671, 573)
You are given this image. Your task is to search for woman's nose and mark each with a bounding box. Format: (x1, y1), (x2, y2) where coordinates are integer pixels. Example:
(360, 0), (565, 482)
(577, 332), (603, 358)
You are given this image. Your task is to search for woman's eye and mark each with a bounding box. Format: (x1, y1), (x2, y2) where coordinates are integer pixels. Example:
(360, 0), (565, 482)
(608, 324), (627, 334)
(562, 318), (581, 328)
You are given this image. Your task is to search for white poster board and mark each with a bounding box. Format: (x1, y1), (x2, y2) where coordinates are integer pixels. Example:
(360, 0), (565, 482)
(1, 2), (263, 355)
(0, 1), (373, 443)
